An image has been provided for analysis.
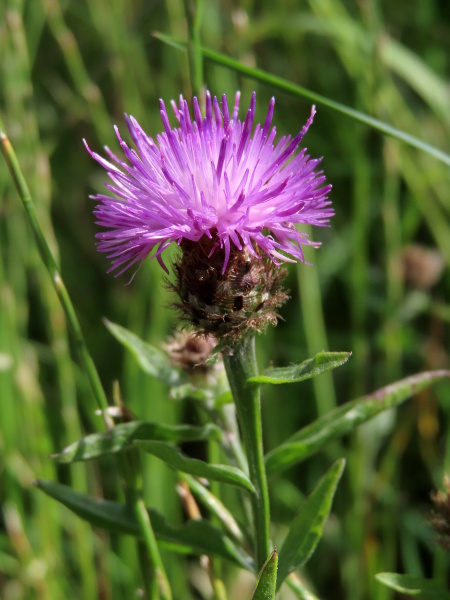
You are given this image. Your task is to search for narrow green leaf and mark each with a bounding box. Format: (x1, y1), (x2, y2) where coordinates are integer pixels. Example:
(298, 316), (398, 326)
(135, 440), (255, 495)
(169, 383), (212, 402)
(152, 32), (450, 167)
(277, 459), (345, 589)
(375, 573), (450, 599)
(214, 390), (234, 407)
(285, 575), (321, 600)
(179, 473), (246, 544)
(35, 479), (253, 571)
(252, 548), (278, 600)
(52, 421), (222, 463)
(248, 352), (351, 385)
(266, 370), (450, 476)
(104, 319), (182, 386)
(379, 38), (450, 128)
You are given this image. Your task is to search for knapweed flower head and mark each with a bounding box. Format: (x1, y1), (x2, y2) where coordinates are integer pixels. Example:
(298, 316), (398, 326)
(86, 91), (333, 339)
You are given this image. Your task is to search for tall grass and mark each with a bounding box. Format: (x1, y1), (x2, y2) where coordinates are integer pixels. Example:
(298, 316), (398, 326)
(1, 0), (449, 598)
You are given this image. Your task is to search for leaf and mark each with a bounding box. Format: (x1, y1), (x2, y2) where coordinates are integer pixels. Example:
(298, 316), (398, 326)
(179, 473), (245, 544)
(248, 352), (351, 385)
(266, 370), (450, 476)
(277, 459), (345, 589)
(104, 320), (182, 386)
(169, 383), (212, 402)
(252, 549), (278, 600)
(285, 575), (321, 600)
(35, 479), (253, 571)
(375, 573), (450, 599)
(52, 421), (222, 463)
(152, 32), (450, 167)
(379, 38), (450, 129)
(135, 440), (255, 495)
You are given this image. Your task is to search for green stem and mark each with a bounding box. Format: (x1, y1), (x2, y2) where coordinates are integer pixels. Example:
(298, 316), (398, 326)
(183, 0), (204, 98)
(223, 336), (270, 570)
(120, 451), (172, 600)
(133, 495), (172, 600)
(1, 118), (172, 597)
(0, 119), (109, 416)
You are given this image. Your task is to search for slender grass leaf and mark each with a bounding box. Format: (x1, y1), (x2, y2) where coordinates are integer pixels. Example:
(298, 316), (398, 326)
(152, 32), (450, 167)
(286, 575), (321, 600)
(52, 421), (222, 463)
(375, 573), (450, 599)
(35, 479), (253, 571)
(135, 440), (255, 495)
(104, 319), (182, 386)
(179, 473), (246, 544)
(169, 383), (212, 402)
(277, 459), (345, 589)
(379, 39), (450, 128)
(248, 352), (351, 385)
(252, 548), (278, 600)
(266, 370), (450, 476)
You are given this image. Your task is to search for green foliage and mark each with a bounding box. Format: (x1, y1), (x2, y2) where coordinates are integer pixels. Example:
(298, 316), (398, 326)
(136, 440), (256, 495)
(248, 351), (351, 385)
(266, 370), (450, 475)
(375, 573), (450, 599)
(276, 459), (345, 589)
(35, 479), (253, 570)
(52, 421), (222, 463)
(252, 549), (278, 600)
(105, 319), (183, 386)
(1, 0), (450, 598)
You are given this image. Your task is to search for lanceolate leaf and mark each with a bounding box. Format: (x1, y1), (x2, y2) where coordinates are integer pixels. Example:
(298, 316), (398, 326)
(104, 320), (182, 386)
(35, 479), (253, 571)
(375, 573), (450, 599)
(277, 459), (345, 589)
(266, 370), (450, 476)
(52, 422), (222, 463)
(248, 352), (351, 385)
(252, 549), (278, 600)
(135, 440), (255, 495)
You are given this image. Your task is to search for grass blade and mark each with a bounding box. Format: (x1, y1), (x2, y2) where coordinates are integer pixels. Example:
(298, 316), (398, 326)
(375, 573), (450, 599)
(277, 459), (345, 589)
(152, 32), (450, 166)
(135, 440), (255, 495)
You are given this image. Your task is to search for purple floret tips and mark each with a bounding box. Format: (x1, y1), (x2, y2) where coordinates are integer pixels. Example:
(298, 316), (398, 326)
(87, 91), (333, 277)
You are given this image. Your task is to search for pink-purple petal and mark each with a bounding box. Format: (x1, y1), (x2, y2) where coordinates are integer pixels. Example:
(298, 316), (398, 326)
(87, 92), (333, 277)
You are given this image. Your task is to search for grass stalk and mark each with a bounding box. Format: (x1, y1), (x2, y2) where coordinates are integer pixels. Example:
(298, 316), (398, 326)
(0, 119), (110, 416)
(183, 0), (204, 98)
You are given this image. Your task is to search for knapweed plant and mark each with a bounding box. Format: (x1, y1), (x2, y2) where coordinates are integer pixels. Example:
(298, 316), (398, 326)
(2, 76), (449, 598)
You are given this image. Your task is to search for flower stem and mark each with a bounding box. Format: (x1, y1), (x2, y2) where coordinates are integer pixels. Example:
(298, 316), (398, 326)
(223, 336), (271, 570)
(0, 118), (109, 417)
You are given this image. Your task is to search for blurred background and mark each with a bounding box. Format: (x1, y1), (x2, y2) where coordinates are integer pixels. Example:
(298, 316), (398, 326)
(1, 0), (449, 598)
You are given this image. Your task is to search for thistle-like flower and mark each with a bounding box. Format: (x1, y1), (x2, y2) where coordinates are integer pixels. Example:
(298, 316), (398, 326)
(86, 91), (333, 339)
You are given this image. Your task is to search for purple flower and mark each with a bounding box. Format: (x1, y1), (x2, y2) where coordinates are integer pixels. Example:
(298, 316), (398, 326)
(85, 91), (333, 276)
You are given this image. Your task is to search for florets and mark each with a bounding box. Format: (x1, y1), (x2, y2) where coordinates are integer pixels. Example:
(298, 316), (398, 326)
(86, 91), (333, 339)
(85, 91), (333, 276)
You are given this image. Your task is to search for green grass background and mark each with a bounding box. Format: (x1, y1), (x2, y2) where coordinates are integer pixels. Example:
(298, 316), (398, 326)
(1, 0), (450, 598)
